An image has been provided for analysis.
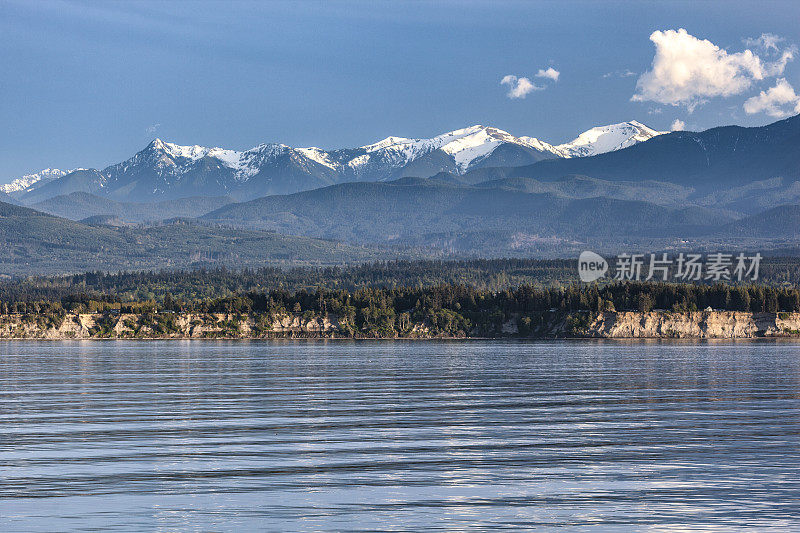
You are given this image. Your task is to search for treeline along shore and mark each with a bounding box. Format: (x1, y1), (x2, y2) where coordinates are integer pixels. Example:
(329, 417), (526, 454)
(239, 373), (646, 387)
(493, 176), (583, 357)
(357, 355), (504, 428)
(3, 281), (800, 339)
(5, 257), (800, 300)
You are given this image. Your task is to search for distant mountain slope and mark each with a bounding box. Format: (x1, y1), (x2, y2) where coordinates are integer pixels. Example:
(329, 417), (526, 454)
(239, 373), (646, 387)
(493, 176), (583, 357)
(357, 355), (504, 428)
(483, 114), (800, 192)
(722, 204), (800, 237)
(202, 178), (731, 247)
(6, 121), (664, 203)
(693, 177), (800, 214)
(32, 192), (234, 223)
(0, 200), (396, 275)
(79, 214), (129, 226)
(19, 169), (107, 204)
(473, 175), (694, 206)
(0, 190), (17, 205)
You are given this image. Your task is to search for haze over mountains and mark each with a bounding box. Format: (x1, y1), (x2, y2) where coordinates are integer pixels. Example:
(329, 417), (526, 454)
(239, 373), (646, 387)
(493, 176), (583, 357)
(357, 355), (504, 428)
(2, 114), (800, 275)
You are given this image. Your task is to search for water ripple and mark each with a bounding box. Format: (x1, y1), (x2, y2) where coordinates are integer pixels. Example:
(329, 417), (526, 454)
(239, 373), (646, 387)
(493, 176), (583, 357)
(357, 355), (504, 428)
(2, 340), (800, 531)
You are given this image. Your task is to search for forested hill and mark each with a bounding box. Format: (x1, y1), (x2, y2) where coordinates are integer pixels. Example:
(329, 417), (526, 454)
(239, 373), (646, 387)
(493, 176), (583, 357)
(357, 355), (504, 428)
(0, 200), (395, 275)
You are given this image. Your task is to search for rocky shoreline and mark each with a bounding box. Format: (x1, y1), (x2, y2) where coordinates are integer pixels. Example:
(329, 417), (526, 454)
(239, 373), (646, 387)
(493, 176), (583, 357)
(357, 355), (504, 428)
(583, 311), (800, 339)
(1, 310), (800, 339)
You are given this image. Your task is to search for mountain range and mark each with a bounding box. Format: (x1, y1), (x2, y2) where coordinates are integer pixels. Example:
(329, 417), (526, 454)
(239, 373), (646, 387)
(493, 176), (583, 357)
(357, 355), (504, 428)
(2, 114), (800, 275)
(2, 121), (664, 203)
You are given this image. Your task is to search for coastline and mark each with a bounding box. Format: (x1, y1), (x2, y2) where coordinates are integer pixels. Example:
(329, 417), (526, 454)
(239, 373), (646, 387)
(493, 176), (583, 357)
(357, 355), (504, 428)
(2, 310), (800, 340)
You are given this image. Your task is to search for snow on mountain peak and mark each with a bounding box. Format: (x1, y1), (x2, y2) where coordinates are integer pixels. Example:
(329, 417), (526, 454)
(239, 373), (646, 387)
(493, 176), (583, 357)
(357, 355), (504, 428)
(142, 120), (663, 178)
(353, 121), (663, 168)
(357, 127), (493, 169)
(362, 136), (416, 152)
(146, 138), (272, 180)
(295, 147), (336, 169)
(555, 121), (667, 158)
(438, 126), (515, 170)
(163, 142), (212, 160)
(151, 138), (220, 161)
(0, 168), (72, 194)
(356, 125), (561, 171)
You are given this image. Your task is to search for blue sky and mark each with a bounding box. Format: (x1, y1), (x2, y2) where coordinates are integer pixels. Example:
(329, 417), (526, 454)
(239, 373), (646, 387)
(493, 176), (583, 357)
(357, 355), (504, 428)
(1, 0), (799, 180)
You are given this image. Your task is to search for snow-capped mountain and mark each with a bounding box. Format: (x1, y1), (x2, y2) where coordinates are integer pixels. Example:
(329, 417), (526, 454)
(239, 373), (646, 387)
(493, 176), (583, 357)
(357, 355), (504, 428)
(357, 125), (559, 172)
(6, 121), (666, 203)
(553, 121), (665, 158)
(0, 168), (73, 194)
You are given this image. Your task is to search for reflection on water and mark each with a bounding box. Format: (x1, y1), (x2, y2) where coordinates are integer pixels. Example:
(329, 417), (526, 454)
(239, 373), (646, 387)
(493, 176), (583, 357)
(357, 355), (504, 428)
(2, 340), (800, 531)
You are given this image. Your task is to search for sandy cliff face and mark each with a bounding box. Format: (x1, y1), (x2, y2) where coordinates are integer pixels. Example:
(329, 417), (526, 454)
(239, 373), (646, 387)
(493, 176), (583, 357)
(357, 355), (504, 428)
(0, 313), (339, 339)
(1, 311), (800, 339)
(586, 311), (800, 338)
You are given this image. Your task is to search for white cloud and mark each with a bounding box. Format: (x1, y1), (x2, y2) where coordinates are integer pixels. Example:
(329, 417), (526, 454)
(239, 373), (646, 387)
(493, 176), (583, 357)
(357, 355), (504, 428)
(603, 69), (637, 79)
(743, 78), (800, 118)
(501, 67), (557, 99)
(743, 34), (797, 77)
(631, 28), (794, 112)
(762, 48), (795, 77)
(744, 33), (784, 52)
(145, 123), (161, 135)
(670, 119), (686, 131)
(536, 67), (560, 82)
(500, 75), (543, 99)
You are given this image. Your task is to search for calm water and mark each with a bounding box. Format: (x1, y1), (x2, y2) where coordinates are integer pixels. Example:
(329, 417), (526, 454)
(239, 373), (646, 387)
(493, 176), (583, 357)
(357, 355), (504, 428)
(2, 340), (800, 531)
